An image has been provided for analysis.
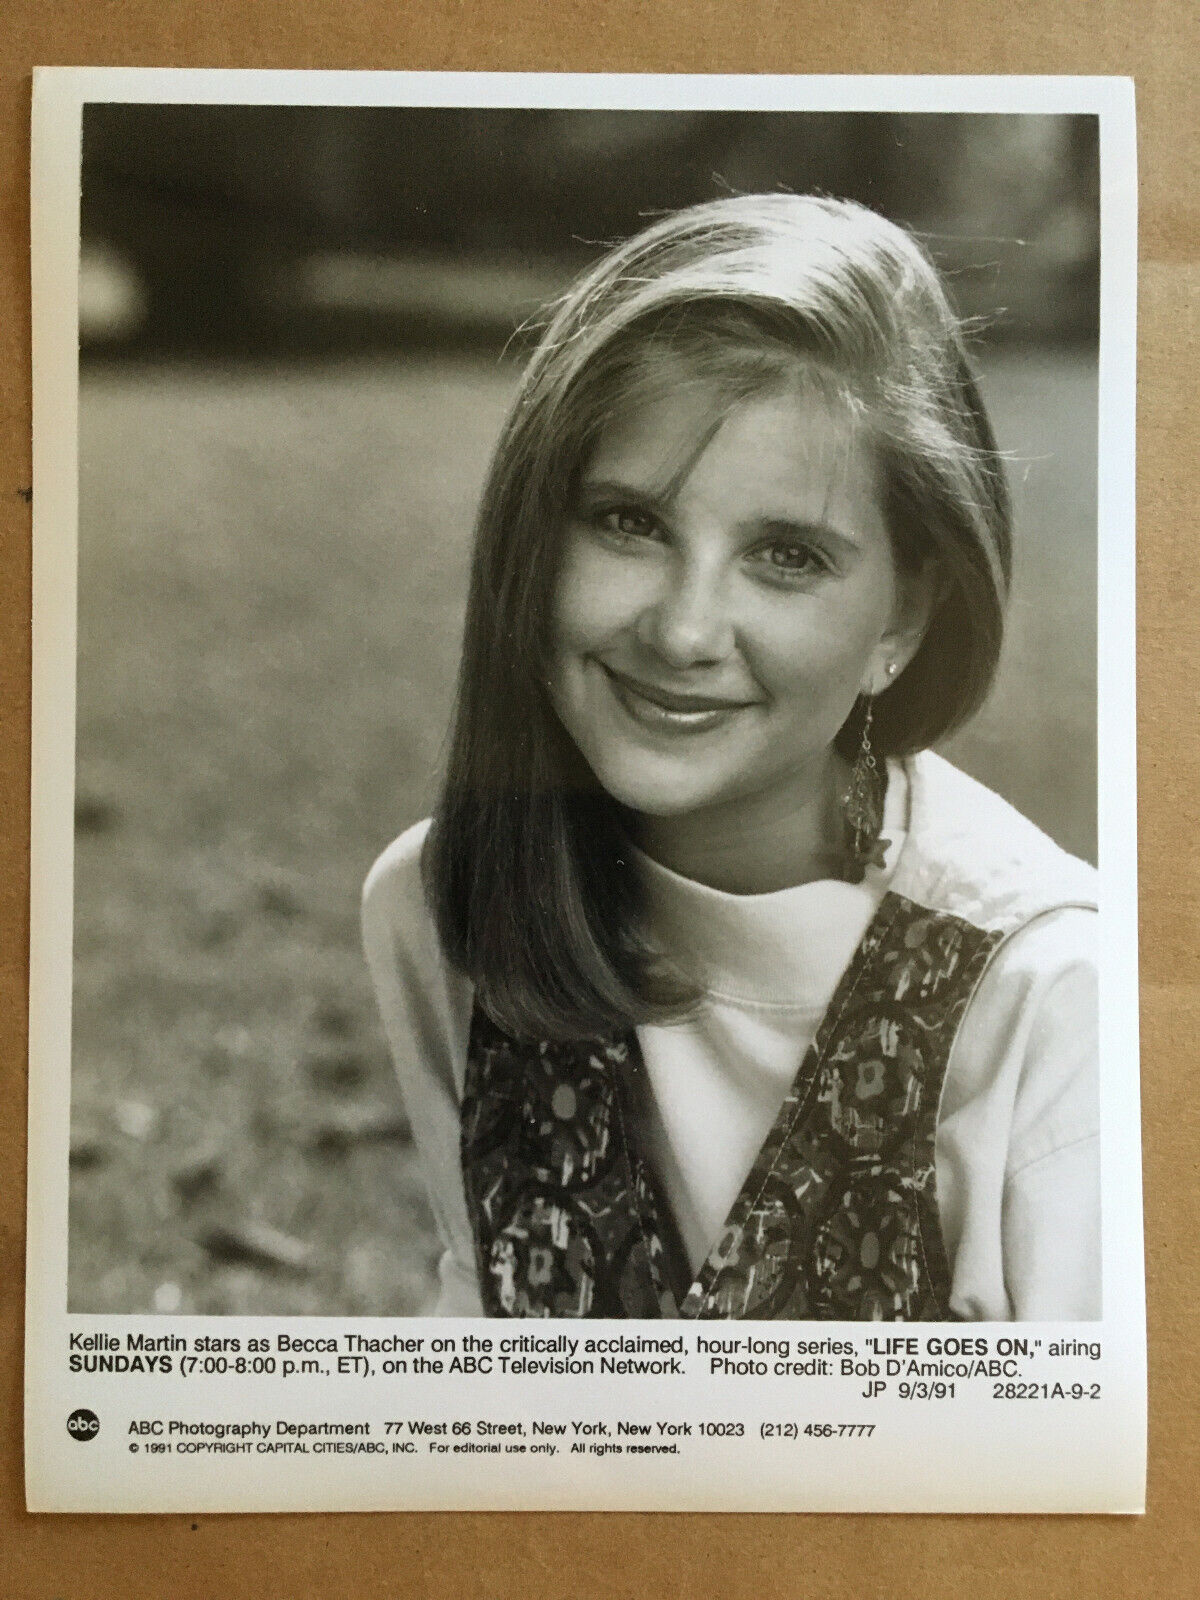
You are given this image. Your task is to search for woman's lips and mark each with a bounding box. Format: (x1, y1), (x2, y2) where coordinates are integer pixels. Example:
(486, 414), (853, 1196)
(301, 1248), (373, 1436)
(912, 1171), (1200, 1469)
(599, 663), (758, 732)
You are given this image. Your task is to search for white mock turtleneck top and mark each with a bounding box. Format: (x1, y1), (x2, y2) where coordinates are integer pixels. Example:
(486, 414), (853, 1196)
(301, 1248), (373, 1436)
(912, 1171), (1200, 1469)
(633, 764), (909, 1274)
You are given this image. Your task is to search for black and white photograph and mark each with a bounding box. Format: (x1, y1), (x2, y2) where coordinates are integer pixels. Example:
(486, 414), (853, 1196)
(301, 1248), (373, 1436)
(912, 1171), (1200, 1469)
(27, 69), (1143, 1514)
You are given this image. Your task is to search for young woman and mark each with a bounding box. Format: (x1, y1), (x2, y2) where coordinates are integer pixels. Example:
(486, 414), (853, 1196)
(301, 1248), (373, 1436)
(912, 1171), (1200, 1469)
(363, 194), (1099, 1322)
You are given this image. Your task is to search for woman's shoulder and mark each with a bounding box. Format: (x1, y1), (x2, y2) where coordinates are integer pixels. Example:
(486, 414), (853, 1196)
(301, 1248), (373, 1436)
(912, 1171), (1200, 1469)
(361, 817), (474, 1088)
(362, 817), (432, 919)
(360, 822), (476, 1287)
(896, 751), (1098, 935)
(361, 818), (443, 976)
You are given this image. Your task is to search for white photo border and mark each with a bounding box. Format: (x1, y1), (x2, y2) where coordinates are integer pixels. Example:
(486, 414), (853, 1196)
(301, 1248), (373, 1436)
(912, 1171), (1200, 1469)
(27, 69), (1143, 1514)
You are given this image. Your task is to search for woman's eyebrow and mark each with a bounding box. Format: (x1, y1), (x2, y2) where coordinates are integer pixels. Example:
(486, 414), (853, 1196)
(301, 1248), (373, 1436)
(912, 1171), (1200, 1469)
(753, 515), (862, 560)
(575, 476), (673, 514)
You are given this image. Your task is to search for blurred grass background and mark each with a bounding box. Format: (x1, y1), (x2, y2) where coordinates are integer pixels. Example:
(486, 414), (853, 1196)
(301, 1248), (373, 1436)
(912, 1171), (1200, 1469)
(69, 347), (1096, 1315)
(68, 107), (1098, 1314)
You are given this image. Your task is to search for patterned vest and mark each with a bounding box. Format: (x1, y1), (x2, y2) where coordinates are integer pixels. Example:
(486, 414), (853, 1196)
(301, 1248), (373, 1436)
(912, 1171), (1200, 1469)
(460, 890), (1002, 1320)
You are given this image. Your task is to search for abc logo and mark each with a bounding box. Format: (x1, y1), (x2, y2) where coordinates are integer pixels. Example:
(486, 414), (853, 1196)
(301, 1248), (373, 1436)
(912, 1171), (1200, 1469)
(67, 1408), (100, 1442)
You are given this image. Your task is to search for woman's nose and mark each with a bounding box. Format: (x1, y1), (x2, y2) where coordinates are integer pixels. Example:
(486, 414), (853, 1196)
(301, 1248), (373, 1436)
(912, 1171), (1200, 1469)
(635, 560), (735, 668)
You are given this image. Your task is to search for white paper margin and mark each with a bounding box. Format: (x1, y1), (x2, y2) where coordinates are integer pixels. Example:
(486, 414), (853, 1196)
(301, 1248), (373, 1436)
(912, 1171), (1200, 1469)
(27, 68), (1144, 1515)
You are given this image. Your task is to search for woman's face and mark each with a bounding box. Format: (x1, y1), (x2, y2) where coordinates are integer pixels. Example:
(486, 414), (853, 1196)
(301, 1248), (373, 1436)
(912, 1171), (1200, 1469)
(546, 372), (931, 825)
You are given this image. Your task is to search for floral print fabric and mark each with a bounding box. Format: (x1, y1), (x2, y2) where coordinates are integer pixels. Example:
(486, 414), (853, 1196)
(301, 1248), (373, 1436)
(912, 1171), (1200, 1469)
(461, 893), (1000, 1320)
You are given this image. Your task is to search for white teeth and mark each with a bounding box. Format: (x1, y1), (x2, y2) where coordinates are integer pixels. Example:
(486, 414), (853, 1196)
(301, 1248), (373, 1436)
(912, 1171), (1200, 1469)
(644, 704), (725, 726)
(606, 673), (738, 733)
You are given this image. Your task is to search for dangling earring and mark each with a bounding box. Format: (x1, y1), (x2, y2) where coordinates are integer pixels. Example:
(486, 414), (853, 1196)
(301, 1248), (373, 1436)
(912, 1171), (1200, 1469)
(842, 679), (893, 883)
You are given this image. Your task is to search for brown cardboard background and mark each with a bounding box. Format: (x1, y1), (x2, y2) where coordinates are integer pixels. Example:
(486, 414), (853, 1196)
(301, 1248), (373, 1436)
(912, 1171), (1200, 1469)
(3, 5), (1195, 1595)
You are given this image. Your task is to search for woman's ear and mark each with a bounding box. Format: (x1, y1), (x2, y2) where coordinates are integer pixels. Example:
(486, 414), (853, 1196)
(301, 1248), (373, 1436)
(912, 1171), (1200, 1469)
(862, 558), (942, 695)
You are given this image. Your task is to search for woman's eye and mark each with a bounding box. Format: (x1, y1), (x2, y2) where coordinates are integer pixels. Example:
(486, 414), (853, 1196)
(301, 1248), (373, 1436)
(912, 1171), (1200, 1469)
(594, 506), (660, 541)
(755, 541), (829, 580)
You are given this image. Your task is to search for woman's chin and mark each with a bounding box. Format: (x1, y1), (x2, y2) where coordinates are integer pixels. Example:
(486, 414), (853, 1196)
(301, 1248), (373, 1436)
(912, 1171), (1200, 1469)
(583, 756), (732, 821)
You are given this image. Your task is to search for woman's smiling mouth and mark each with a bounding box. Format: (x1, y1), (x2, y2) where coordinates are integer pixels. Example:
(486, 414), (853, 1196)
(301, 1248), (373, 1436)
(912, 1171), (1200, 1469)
(599, 663), (760, 732)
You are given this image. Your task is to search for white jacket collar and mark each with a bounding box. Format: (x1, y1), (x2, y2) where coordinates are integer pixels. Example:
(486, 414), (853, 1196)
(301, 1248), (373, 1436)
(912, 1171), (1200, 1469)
(892, 751), (1098, 933)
